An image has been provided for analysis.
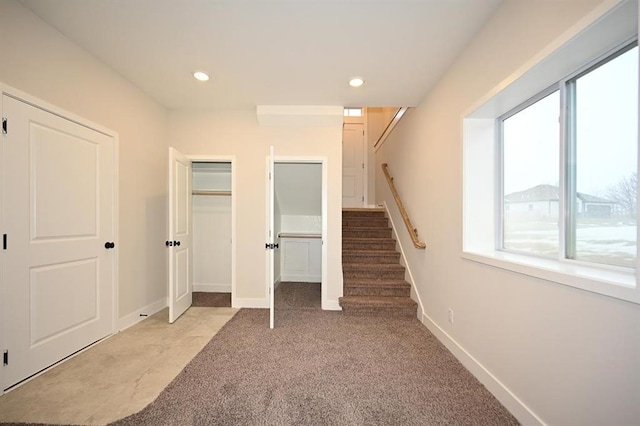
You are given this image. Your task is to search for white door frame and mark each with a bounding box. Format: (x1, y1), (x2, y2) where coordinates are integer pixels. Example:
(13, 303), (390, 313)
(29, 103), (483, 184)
(187, 155), (237, 308)
(267, 155), (328, 313)
(0, 83), (119, 392)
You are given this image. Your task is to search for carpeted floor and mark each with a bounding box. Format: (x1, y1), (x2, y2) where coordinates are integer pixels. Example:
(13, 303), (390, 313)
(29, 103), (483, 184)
(109, 307), (518, 426)
(192, 292), (231, 307)
(275, 282), (321, 310)
(192, 282), (320, 309)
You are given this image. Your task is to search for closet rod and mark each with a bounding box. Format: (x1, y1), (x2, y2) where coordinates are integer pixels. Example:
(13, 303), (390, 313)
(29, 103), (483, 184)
(278, 233), (322, 239)
(192, 190), (232, 196)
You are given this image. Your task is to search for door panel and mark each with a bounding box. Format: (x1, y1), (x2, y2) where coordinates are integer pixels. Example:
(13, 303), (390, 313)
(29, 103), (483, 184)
(2, 94), (115, 390)
(168, 148), (192, 323)
(30, 123), (98, 239)
(342, 124), (364, 207)
(30, 259), (98, 345)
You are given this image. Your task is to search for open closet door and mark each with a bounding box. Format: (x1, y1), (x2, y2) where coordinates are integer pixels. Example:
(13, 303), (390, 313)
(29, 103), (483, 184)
(168, 147), (192, 323)
(268, 146), (275, 329)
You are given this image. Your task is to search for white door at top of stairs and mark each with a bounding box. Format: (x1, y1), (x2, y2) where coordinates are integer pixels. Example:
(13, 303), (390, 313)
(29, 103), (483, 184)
(342, 123), (365, 207)
(1, 92), (117, 391)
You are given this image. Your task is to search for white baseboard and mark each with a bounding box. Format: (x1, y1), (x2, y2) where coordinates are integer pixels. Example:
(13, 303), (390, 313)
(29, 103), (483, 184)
(421, 313), (544, 426)
(322, 299), (342, 311)
(193, 283), (231, 293)
(234, 297), (269, 308)
(118, 297), (167, 332)
(274, 278), (281, 290)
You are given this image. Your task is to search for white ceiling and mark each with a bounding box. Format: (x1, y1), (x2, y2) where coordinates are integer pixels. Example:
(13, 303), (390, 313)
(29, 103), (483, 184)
(20, 0), (501, 110)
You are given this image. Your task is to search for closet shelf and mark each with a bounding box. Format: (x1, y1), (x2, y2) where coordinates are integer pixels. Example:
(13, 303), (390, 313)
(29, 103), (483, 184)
(278, 232), (321, 239)
(192, 190), (231, 196)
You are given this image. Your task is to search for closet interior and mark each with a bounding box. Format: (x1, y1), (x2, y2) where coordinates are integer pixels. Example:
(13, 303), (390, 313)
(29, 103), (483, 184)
(273, 162), (322, 307)
(192, 162), (232, 296)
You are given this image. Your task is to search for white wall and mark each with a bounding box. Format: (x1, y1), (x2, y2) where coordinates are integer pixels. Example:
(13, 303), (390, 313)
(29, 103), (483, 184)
(376, 0), (639, 424)
(366, 108), (383, 205)
(366, 107), (397, 204)
(168, 110), (343, 308)
(0, 1), (168, 320)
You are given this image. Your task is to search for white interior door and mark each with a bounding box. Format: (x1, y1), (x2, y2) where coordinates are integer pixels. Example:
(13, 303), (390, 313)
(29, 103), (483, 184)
(342, 123), (365, 207)
(168, 148), (192, 323)
(1, 94), (115, 390)
(268, 146), (275, 329)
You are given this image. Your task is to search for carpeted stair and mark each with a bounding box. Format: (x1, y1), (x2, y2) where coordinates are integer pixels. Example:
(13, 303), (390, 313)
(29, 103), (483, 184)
(339, 208), (418, 317)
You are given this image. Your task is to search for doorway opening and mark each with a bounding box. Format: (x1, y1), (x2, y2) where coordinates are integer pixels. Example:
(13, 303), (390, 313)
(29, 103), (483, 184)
(191, 161), (233, 308)
(268, 155), (327, 328)
(274, 162), (322, 310)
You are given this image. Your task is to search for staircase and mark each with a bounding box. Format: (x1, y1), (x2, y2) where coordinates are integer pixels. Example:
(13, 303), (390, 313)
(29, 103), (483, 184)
(339, 208), (418, 317)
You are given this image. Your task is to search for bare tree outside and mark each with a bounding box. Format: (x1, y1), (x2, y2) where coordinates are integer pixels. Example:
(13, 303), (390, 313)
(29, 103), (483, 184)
(606, 172), (637, 218)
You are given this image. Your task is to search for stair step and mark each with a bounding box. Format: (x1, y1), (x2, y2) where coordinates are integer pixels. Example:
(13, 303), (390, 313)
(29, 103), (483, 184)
(342, 238), (396, 251)
(343, 278), (410, 297)
(339, 296), (417, 318)
(343, 227), (392, 238)
(342, 217), (389, 228)
(342, 250), (400, 264)
(342, 208), (386, 218)
(342, 263), (405, 279)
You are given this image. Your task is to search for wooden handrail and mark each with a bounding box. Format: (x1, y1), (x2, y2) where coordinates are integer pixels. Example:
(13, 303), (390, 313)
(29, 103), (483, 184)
(374, 107), (408, 150)
(381, 163), (426, 249)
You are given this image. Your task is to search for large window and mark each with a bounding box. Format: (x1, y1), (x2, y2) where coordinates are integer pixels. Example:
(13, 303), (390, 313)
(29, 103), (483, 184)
(500, 43), (638, 269)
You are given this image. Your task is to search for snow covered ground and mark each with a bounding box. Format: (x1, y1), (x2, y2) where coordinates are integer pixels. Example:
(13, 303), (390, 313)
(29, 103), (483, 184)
(504, 223), (636, 268)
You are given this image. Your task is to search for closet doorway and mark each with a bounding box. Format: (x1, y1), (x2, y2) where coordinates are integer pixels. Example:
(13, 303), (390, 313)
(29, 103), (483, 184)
(167, 149), (235, 323)
(192, 161), (233, 304)
(269, 157), (326, 328)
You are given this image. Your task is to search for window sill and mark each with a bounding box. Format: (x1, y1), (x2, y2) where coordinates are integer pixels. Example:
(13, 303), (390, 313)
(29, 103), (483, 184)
(462, 250), (639, 304)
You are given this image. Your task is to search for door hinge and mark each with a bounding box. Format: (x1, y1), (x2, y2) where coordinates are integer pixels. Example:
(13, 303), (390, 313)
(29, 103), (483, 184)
(3, 350), (7, 366)
(362, 163), (364, 169)
(265, 243), (279, 249)
(2, 234), (6, 250)
(2, 118), (6, 135)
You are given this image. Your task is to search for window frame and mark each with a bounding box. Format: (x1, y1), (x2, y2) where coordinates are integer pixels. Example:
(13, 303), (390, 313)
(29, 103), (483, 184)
(496, 39), (638, 273)
(564, 41), (638, 268)
(497, 85), (562, 261)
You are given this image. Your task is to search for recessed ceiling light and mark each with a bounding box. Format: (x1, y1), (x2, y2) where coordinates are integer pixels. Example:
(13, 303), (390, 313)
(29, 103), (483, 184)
(349, 77), (364, 88)
(193, 71), (210, 82)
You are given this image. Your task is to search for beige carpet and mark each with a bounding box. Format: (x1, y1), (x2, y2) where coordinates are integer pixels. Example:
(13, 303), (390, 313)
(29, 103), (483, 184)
(111, 308), (518, 425)
(192, 292), (232, 307)
(274, 282), (320, 310)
